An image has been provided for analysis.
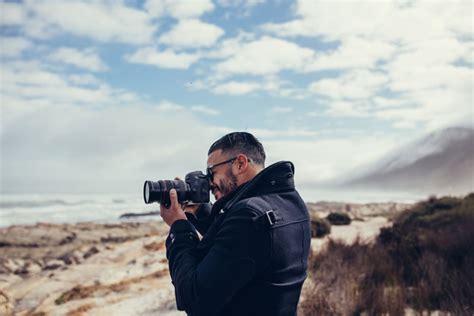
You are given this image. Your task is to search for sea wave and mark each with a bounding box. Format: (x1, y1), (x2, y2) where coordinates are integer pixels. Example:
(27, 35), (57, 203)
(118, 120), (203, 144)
(0, 199), (94, 209)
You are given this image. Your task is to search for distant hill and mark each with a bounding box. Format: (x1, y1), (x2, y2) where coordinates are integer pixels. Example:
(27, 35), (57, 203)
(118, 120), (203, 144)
(344, 126), (474, 195)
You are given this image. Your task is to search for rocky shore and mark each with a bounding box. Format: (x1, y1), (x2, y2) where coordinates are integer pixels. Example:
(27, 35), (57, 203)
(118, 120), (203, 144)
(0, 221), (184, 316)
(0, 201), (410, 315)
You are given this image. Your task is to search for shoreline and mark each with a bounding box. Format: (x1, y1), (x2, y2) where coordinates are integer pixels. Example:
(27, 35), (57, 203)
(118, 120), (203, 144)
(0, 201), (410, 315)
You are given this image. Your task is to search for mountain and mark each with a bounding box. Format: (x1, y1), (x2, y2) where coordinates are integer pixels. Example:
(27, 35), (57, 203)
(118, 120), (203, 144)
(343, 126), (474, 196)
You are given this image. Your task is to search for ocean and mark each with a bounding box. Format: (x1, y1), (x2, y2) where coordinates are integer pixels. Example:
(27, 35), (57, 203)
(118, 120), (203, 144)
(0, 193), (161, 227)
(0, 189), (427, 228)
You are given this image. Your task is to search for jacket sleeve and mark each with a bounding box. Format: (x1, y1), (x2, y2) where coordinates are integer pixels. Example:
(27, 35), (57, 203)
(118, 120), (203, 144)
(166, 207), (271, 315)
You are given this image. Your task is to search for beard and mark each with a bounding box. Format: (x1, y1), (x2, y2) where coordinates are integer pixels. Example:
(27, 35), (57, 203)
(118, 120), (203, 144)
(214, 168), (238, 199)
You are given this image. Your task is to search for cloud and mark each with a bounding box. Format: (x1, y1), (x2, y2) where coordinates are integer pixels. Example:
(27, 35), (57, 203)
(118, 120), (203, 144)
(0, 60), (138, 108)
(144, 0), (215, 19)
(125, 47), (201, 69)
(0, 2), (27, 25)
(49, 47), (107, 71)
(211, 81), (261, 95)
(155, 100), (184, 112)
(0, 37), (33, 58)
(68, 74), (102, 87)
(214, 36), (315, 77)
(21, 1), (156, 44)
(262, 1), (472, 42)
(191, 106), (220, 116)
(264, 134), (399, 191)
(306, 36), (396, 71)
(309, 70), (388, 100)
(261, 1), (472, 130)
(0, 61), (223, 194)
(216, 0), (265, 17)
(159, 19), (224, 48)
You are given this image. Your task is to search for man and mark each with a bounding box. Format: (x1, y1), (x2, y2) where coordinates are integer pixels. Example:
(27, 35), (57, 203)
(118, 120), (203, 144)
(160, 132), (311, 316)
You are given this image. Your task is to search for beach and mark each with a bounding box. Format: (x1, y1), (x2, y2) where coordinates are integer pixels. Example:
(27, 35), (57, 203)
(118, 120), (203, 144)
(0, 201), (410, 315)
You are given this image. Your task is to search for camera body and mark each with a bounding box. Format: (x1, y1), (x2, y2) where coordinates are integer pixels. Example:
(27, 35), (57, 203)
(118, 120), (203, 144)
(143, 171), (210, 207)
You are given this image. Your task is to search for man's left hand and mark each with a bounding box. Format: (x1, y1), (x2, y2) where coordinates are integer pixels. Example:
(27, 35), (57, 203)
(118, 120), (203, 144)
(160, 189), (187, 227)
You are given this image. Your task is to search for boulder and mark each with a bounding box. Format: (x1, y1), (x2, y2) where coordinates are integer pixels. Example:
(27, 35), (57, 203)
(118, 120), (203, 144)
(326, 212), (352, 225)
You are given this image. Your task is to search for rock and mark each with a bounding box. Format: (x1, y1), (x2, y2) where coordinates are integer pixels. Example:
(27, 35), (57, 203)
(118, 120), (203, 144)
(14, 261), (42, 275)
(326, 212), (352, 225)
(83, 246), (100, 259)
(44, 259), (64, 270)
(0, 290), (13, 316)
(57, 250), (83, 265)
(3, 259), (24, 273)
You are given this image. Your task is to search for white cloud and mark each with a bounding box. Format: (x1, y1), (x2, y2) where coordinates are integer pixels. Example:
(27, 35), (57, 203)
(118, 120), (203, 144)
(0, 61), (136, 107)
(1, 102), (221, 194)
(306, 36), (396, 71)
(249, 128), (319, 138)
(259, 1), (472, 130)
(264, 135), (399, 189)
(309, 70), (388, 100)
(0, 2), (26, 25)
(159, 19), (224, 48)
(126, 47), (201, 69)
(0, 61), (223, 194)
(0, 37), (33, 58)
(145, 0), (214, 19)
(191, 106), (220, 116)
(68, 74), (102, 86)
(262, 1), (472, 42)
(49, 47), (107, 71)
(206, 31), (257, 59)
(155, 100), (184, 112)
(211, 81), (261, 95)
(214, 36), (316, 77)
(22, 0), (156, 44)
(216, 0), (264, 17)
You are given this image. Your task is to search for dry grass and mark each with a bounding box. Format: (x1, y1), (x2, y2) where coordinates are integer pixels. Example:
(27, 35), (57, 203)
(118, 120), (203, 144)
(55, 269), (168, 305)
(299, 193), (474, 316)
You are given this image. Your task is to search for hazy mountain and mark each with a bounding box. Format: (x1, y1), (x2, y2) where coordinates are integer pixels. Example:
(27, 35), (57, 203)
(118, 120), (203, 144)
(343, 126), (474, 196)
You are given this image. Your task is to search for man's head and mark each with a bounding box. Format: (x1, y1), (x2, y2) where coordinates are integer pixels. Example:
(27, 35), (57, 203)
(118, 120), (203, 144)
(207, 132), (265, 200)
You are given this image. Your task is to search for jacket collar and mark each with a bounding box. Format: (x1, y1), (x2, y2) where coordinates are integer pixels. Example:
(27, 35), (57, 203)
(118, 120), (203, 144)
(211, 161), (295, 215)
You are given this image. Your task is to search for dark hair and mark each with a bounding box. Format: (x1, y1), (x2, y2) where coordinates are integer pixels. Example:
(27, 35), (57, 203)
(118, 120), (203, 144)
(208, 132), (266, 166)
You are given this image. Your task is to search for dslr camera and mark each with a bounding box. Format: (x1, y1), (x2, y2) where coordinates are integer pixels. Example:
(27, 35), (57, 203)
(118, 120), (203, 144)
(143, 171), (210, 208)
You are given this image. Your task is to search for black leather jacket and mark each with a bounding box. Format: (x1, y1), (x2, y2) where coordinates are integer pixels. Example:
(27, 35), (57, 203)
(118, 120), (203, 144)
(165, 161), (311, 316)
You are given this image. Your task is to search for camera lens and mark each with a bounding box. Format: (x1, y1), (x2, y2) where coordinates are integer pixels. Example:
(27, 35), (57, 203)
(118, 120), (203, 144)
(143, 171), (210, 206)
(143, 179), (187, 207)
(144, 181), (151, 204)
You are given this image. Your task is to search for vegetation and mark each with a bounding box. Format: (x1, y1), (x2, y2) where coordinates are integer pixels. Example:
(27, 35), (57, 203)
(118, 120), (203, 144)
(310, 216), (331, 238)
(300, 193), (474, 315)
(326, 212), (352, 225)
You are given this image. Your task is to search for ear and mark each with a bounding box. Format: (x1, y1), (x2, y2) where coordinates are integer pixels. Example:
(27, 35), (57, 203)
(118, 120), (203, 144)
(235, 154), (249, 173)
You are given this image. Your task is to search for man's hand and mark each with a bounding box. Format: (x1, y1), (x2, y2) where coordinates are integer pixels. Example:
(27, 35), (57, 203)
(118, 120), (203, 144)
(160, 189), (187, 227)
(183, 204), (200, 215)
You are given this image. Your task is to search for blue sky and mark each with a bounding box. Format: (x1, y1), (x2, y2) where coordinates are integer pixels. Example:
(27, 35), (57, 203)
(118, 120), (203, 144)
(1, 0), (473, 198)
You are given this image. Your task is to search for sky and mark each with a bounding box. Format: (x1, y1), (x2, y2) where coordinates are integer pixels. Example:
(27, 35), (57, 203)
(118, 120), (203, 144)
(0, 0), (473, 199)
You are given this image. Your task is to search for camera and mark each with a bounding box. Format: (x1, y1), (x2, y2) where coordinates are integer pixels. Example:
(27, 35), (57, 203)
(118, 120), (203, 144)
(143, 171), (210, 207)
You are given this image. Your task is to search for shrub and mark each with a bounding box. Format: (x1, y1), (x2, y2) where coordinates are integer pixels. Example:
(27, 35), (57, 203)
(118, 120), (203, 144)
(300, 193), (474, 315)
(310, 217), (331, 238)
(326, 212), (351, 225)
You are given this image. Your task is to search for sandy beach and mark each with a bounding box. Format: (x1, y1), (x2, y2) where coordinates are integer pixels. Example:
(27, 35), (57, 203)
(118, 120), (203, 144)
(0, 201), (410, 315)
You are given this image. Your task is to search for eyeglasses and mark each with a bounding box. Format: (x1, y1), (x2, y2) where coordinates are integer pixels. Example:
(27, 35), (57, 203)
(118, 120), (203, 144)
(206, 157), (237, 181)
